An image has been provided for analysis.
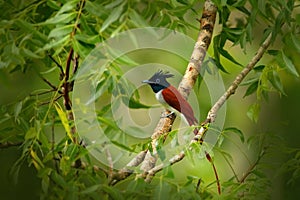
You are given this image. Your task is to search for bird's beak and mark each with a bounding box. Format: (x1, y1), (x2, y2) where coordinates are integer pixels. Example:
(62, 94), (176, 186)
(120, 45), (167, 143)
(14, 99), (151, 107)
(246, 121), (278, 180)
(142, 80), (152, 84)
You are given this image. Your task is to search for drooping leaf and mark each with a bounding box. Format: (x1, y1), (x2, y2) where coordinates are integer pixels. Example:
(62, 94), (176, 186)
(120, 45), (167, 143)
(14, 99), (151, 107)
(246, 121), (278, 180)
(163, 166), (175, 178)
(281, 51), (299, 77)
(30, 149), (44, 170)
(111, 140), (135, 152)
(154, 181), (171, 200)
(57, 0), (80, 15)
(101, 185), (124, 200)
(244, 80), (259, 97)
(100, 3), (124, 33)
(128, 97), (152, 109)
(54, 103), (73, 142)
(253, 65), (265, 72)
(247, 103), (261, 123)
(21, 48), (42, 59)
(42, 12), (77, 25)
(42, 35), (70, 50)
(223, 127), (245, 143)
(80, 184), (101, 194)
(14, 19), (48, 42)
(267, 70), (286, 95)
(25, 127), (37, 140)
(14, 101), (23, 120)
(48, 24), (74, 39)
(129, 9), (150, 27)
(219, 48), (242, 67)
(75, 34), (100, 45)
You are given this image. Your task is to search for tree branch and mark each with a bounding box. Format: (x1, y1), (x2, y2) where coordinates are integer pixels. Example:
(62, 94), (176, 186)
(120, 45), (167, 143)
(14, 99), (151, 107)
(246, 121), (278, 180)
(142, 32), (274, 183)
(205, 33), (273, 124)
(140, 0), (217, 175)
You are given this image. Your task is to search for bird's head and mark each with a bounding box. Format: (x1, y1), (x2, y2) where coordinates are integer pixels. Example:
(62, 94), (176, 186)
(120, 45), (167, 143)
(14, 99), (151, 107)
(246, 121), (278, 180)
(142, 70), (174, 93)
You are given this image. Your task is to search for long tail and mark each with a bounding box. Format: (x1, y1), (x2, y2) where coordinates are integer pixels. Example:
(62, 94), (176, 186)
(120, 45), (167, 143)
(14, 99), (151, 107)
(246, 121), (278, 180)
(184, 113), (199, 135)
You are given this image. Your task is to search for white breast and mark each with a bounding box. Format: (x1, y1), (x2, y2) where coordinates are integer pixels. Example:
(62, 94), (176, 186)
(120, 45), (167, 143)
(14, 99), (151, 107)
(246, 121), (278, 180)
(155, 90), (174, 111)
(155, 90), (167, 105)
(155, 90), (188, 125)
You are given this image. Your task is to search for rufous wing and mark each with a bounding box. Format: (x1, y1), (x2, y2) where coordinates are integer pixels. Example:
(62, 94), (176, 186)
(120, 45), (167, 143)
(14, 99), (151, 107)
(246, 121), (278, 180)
(161, 86), (198, 134)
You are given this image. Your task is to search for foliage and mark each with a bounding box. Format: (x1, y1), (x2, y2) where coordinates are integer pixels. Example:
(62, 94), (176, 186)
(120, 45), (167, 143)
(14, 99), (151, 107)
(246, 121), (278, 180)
(0, 0), (299, 199)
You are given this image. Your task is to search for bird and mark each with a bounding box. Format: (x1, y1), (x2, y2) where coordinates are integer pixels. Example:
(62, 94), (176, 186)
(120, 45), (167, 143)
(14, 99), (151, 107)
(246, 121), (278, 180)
(142, 70), (198, 135)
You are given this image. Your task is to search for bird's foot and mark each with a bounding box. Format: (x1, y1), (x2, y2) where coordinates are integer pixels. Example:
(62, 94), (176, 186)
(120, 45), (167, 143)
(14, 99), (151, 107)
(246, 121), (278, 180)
(161, 111), (175, 118)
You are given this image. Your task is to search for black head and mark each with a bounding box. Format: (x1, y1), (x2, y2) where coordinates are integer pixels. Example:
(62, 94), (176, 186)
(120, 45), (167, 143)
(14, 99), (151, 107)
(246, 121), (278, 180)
(142, 70), (174, 93)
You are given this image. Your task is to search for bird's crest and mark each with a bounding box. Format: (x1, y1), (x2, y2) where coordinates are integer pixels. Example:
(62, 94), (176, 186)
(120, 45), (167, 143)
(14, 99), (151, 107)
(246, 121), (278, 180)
(148, 70), (174, 83)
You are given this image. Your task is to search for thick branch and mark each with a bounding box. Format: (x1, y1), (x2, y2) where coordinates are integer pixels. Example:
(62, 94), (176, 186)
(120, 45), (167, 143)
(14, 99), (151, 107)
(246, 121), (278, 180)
(111, 0), (217, 185)
(140, 0), (217, 174)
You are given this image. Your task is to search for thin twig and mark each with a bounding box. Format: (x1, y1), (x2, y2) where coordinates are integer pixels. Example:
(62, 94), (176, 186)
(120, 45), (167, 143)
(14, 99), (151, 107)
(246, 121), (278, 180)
(196, 178), (202, 193)
(47, 53), (64, 76)
(205, 151), (221, 194)
(38, 95), (62, 106)
(30, 89), (61, 96)
(239, 149), (266, 183)
(41, 77), (58, 90)
(205, 33), (273, 124)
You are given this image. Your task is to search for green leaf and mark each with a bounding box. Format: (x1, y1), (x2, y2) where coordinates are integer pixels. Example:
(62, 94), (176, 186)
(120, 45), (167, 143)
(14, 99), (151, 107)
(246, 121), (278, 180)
(283, 33), (300, 53)
(80, 184), (101, 194)
(98, 116), (119, 130)
(163, 166), (175, 178)
(57, 0), (79, 15)
(72, 39), (92, 58)
(84, 1), (107, 18)
(281, 51), (299, 77)
(253, 65), (265, 72)
(105, 0), (123, 9)
(267, 49), (279, 56)
(128, 97), (152, 109)
(42, 35), (70, 51)
(75, 34), (100, 44)
(154, 181), (171, 200)
(42, 12), (77, 25)
(54, 103), (73, 143)
(51, 171), (68, 188)
(129, 9), (150, 27)
(267, 70), (286, 95)
(244, 80), (258, 97)
(223, 127), (245, 143)
(157, 148), (166, 161)
(30, 149), (44, 170)
(48, 25), (74, 38)
(247, 103), (260, 123)
(219, 48), (242, 67)
(47, 0), (60, 10)
(14, 101), (22, 119)
(100, 3), (124, 32)
(14, 19), (48, 42)
(101, 185), (124, 200)
(25, 127), (37, 140)
(111, 140), (135, 152)
(21, 48), (42, 59)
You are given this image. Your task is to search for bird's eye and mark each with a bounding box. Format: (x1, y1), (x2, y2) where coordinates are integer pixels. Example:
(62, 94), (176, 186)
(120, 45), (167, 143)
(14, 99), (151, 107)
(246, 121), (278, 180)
(156, 79), (160, 83)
